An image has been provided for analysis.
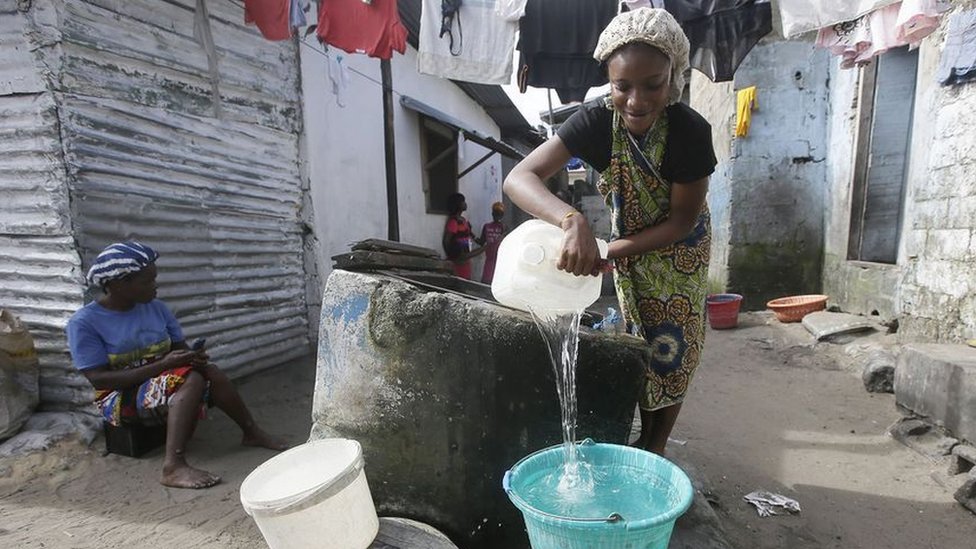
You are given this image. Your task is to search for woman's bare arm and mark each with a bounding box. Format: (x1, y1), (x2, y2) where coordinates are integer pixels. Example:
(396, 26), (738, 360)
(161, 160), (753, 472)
(503, 137), (601, 276)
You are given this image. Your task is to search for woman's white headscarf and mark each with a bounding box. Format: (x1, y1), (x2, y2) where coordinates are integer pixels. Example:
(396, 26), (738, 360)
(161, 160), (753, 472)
(593, 8), (691, 105)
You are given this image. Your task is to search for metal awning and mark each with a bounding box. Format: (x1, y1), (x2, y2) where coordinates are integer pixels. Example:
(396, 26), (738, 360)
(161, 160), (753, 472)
(400, 96), (525, 161)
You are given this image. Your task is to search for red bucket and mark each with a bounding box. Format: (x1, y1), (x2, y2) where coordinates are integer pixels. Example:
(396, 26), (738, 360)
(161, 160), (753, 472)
(706, 294), (743, 329)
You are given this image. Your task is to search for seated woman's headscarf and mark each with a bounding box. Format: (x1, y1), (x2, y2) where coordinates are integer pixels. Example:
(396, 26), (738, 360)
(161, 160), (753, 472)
(593, 7), (691, 105)
(87, 241), (159, 288)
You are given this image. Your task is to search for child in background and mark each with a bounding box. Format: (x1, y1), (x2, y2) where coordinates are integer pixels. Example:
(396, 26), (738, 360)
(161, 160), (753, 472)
(477, 202), (507, 284)
(442, 193), (483, 279)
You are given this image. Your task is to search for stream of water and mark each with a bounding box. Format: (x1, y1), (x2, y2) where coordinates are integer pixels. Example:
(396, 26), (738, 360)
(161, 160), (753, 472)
(529, 309), (595, 496)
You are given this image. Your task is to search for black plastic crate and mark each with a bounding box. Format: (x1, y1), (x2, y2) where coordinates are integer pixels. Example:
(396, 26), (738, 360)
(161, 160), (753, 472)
(103, 421), (167, 457)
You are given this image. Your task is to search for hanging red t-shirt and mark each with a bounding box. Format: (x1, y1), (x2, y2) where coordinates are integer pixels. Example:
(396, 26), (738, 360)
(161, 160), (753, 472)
(245, 0), (292, 41)
(317, 0), (407, 60)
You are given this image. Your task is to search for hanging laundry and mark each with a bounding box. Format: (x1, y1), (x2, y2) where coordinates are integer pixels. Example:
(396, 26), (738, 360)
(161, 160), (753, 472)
(663, 1), (773, 83)
(937, 10), (976, 85)
(245, 0), (292, 40)
(735, 86), (756, 137)
(317, 0), (407, 60)
(778, 0), (902, 38)
(816, 1), (947, 69)
(517, 0), (618, 104)
(328, 52), (351, 107)
(418, 0), (527, 85)
(289, 0), (309, 29)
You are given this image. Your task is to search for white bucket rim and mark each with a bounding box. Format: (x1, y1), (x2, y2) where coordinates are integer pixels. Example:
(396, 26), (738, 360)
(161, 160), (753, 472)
(240, 438), (365, 516)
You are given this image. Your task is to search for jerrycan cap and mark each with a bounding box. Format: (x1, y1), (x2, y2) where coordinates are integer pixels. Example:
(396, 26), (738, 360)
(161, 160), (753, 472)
(520, 243), (546, 265)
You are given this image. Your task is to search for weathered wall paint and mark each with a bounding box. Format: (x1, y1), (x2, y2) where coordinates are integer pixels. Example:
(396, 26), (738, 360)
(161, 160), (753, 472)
(823, 5), (976, 341)
(300, 36), (504, 293)
(692, 39), (830, 309)
(3, 0), (313, 410)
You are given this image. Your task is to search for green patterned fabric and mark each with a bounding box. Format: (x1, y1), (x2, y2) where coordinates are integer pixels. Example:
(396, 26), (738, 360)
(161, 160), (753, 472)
(597, 105), (711, 411)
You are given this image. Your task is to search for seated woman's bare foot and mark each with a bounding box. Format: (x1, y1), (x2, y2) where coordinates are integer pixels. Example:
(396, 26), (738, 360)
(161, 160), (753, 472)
(160, 464), (221, 489)
(242, 426), (289, 451)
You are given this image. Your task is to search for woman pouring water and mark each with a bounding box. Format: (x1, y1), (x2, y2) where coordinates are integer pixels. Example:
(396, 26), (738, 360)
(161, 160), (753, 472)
(503, 8), (715, 456)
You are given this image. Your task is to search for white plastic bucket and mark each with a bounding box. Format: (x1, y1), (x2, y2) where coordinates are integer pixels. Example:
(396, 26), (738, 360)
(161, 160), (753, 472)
(240, 439), (379, 549)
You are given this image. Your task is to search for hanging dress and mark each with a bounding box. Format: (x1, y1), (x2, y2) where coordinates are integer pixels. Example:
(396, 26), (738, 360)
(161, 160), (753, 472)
(597, 108), (711, 412)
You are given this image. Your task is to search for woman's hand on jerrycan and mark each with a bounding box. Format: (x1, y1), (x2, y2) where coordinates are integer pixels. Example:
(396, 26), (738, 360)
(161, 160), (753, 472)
(558, 212), (601, 276)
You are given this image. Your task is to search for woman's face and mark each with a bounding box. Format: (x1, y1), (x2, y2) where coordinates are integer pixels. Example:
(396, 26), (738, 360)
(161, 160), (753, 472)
(607, 44), (672, 136)
(110, 264), (158, 303)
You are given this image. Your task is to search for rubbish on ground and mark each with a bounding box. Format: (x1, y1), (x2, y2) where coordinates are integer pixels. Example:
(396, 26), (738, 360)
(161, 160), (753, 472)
(967, 339), (976, 349)
(668, 437), (688, 446)
(743, 490), (801, 517)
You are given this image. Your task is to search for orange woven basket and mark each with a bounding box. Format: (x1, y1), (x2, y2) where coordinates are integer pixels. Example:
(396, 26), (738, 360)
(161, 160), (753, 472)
(766, 294), (829, 323)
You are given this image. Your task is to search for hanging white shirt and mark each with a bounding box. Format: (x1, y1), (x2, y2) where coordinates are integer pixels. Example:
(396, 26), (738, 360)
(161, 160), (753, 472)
(777, 0), (902, 37)
(418, 0), (528, 85)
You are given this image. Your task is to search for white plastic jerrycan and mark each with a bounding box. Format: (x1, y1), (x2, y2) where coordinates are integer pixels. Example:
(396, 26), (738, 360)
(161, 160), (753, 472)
(491, 219), (609, 317)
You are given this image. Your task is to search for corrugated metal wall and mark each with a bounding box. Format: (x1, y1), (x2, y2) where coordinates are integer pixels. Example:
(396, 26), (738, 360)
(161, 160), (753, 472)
(1, 1), (91, 409)
(2, 0), (311, 410)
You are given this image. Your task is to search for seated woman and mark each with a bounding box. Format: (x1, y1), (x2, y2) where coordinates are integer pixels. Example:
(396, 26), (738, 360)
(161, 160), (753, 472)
(66, 242), (287, 489)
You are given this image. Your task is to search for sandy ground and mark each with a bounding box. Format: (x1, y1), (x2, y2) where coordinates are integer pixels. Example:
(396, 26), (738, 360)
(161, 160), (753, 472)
(2, 311), (975, 548)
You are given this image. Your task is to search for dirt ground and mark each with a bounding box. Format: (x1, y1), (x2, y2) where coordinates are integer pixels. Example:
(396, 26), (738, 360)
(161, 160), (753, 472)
(2, 311), (975, 548)
(677, 312), (976, 549)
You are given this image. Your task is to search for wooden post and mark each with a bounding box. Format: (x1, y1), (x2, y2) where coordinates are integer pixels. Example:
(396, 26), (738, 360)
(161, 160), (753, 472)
(381, 58), (400, 242)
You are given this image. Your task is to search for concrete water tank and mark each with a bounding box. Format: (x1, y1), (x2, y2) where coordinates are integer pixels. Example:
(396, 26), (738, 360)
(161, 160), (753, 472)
(311, 269), (651, 549)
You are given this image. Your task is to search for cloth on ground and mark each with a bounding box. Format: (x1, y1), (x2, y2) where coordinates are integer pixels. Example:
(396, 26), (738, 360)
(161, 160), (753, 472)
(418, 0), (526, 85)
(937, 9), (976, 85)
(317, 0), (407, 59)
(663, 0), (773, 83)
(815, 1), (946, 69)
(743, 491), (802, 517)
(517, 0), (617, 104)
(735, 85), (757, 137)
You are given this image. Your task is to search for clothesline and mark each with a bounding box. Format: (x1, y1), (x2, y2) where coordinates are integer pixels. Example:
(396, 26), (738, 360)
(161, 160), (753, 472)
(299, 37), (405, 100)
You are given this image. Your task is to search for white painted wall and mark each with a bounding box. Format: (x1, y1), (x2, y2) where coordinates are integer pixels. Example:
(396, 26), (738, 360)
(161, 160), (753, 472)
(300, 39), (504, 289)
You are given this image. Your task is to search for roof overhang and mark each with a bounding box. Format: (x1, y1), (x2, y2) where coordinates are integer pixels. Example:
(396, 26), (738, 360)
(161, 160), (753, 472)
(400, 95), (525, 160)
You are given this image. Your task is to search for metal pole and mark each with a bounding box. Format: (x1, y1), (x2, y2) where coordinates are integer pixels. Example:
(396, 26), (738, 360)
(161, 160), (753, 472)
(381, 58), (399, 242)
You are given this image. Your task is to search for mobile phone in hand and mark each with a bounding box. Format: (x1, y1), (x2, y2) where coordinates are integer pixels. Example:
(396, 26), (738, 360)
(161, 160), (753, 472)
(190, 338), (206, 351)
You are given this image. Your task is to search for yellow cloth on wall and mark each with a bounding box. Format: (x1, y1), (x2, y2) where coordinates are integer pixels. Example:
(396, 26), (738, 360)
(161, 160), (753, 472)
(735, 86), (757, 138)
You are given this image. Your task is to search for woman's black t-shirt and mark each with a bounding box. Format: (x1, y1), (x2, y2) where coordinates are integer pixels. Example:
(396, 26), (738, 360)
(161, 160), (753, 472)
(556, 101), (717, 183)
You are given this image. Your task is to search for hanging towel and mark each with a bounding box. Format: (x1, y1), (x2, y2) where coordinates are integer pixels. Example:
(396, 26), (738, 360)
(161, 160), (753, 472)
(816, 1), (947, 69)
(735, 86), (757, 138)
(937, 10), (976, 85)
(317, 0), (407, 60)
(665, 0), (773, 83)
(418, 0), (527, 85)
(517, 0), (617, 104)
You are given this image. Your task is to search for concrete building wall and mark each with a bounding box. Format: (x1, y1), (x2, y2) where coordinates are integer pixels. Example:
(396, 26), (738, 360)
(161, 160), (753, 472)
(689, 73), (734, 293)
(301, 42), (504, 293)
(823, 6), (976, 342)
(692, 39), (830, 309)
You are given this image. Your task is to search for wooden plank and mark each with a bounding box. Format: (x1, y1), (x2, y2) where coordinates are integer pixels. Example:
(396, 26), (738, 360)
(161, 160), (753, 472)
(332, 251), (453, 273)
(351, 239), (442, 258)
(369, 517), (459, 549)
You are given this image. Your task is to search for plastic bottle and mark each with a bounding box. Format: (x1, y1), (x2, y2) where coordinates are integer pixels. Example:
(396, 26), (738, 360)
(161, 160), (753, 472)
(491, 219), (609, 317)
